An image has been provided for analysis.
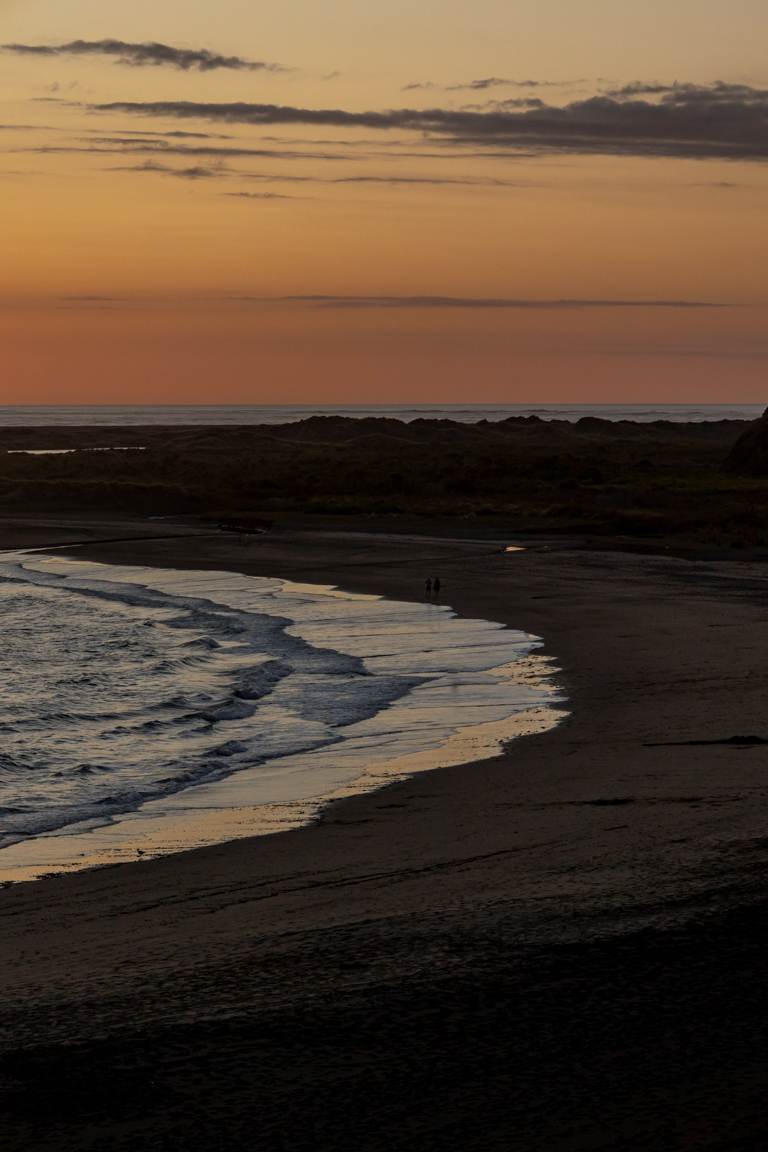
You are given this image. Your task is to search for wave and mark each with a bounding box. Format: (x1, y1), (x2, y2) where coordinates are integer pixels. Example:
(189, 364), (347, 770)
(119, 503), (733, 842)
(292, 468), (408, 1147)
(0, 553), (560, 857)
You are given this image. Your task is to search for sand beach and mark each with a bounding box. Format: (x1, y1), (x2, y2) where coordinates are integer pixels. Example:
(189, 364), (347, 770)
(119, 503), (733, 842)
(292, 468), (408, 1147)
(1, 517), (767, 1150)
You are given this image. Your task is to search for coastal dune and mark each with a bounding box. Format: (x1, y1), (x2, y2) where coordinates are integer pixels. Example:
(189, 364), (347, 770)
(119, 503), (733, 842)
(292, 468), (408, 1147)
(2, 522), (768, 1150)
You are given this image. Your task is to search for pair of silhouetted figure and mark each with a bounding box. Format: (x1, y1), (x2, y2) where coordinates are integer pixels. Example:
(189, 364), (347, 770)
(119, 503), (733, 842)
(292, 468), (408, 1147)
(425, 577), (442, 597)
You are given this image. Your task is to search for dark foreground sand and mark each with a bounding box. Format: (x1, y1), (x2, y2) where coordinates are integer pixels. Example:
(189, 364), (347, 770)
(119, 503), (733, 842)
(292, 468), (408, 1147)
(1, 517), (767, 1151)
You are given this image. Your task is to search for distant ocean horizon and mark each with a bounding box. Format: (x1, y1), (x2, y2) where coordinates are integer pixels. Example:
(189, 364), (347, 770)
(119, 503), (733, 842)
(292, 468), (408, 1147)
(0, 404), (763, 427)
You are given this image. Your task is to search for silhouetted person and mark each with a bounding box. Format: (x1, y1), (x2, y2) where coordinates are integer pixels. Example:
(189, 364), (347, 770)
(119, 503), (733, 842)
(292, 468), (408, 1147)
(425, 578), (432, 596)
(433, 577), (441, 596)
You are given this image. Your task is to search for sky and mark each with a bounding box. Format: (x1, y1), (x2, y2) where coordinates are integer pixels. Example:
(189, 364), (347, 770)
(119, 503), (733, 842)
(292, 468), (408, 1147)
(1, 0), (767, 404)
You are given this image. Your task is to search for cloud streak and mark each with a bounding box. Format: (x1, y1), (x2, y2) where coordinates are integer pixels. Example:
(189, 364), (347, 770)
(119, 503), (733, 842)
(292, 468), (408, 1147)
(270, 295), (726, 310)
(224, 191), (306, 200)
(91, 84), (768, 161)
(109, 160), (532, 189)
(605, 80), (768, 102)
(110, 160), (225, 180)
(403, 77), (569, 92)
(19, 139), (347, 161)
(11, 293), (731, 312)
(108, 161), (538, 190)
(3, 39), (283, 72)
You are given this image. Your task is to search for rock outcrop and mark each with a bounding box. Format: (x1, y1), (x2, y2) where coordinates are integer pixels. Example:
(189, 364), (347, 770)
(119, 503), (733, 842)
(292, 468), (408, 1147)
(725, 407), (768, 474)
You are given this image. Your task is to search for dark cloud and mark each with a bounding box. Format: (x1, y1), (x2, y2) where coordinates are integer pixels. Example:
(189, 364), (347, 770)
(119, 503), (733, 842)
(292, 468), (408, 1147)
(273, 295), (724, 310)
(90, 99), (405, 130)
(606, 80), (768, 103)
(92, 84), (768, 161)
(96, 139), (343, 160)
(86, 127), (230, 139)
(461, 97), (546, 112)
(22, 132), (538, 187)
(490, 97), (546, 109)
(3, 39), (283, 72)
(448, 77), (527, 92)
(605, 81), (687, 98)
(19, 140), (347, 161)
(31, 96), (81, 106)
(224, 191), (306, 200)
(403, 78), (566, 92)
(111, 162), (530, 190)
(110, 163), (316, 184)
(329, 175), (521, 186)
(109, 160), (229, 180)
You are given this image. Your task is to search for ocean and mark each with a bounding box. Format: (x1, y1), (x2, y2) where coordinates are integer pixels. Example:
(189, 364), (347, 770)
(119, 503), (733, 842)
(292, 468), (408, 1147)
(0, 404), (762, 427)
(0, 552), (562, 880)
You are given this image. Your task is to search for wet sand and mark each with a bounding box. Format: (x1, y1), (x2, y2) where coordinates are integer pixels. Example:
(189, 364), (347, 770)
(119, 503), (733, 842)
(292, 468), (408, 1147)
(2, 518), (768, 1150)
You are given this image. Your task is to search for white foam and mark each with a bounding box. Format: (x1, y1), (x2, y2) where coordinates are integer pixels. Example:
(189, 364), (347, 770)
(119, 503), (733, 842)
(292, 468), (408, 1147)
(0, 553), (565, 881)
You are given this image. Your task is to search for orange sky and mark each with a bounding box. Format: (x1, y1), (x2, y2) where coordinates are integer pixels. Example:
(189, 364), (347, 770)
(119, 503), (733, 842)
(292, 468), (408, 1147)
(1, 0), (767, 402)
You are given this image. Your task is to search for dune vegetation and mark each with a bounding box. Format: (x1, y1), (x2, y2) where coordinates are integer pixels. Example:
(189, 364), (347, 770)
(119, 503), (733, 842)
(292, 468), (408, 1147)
(1, 415), (767, 551)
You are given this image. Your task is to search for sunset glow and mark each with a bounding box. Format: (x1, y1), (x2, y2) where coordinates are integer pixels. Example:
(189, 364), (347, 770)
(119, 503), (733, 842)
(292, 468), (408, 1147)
(2, 0), (767, 402)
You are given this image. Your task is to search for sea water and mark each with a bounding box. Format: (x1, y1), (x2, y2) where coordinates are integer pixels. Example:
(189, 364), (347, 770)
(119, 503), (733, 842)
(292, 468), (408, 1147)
(0, 554), (563, 880)
(0, 403), (761, 427)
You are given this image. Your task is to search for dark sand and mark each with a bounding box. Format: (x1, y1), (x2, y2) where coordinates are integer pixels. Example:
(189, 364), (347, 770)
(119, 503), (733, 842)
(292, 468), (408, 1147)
(1, 517), (767, 1151)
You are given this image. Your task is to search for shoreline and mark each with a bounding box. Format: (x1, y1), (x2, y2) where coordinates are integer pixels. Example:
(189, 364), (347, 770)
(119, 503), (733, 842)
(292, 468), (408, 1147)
(0, 551), (564, 883)
(2, 516), (768, 1149)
